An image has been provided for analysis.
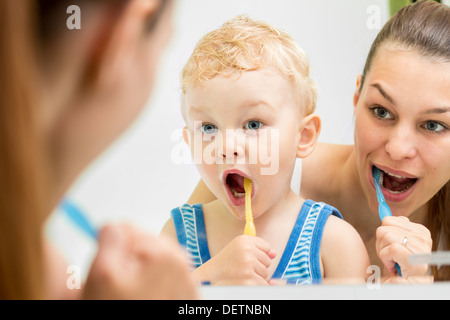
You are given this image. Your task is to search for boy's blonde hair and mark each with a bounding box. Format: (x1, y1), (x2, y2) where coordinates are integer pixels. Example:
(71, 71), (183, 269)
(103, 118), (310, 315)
(181, 15), (317, 116)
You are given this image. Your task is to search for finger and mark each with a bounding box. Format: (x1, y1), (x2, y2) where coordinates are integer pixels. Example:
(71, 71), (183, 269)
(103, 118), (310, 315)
(85, 224), (128, 297)
(376, 226), (403, 256)
(378, 236), (430, 278)
(377, 226), (431, 257)
(95, 224), (126, 267)
(131, 232), (168, 260)
(252, 237), (271, 251)
(382, 216), (410, 228)
(377, 227), (412, 253)
(382, 216), (430, 235)
(267, 249), (277, 260)
(378, 242), (408, 275)
(254, 249), (272, 268)
(383, 275), (434, 284)
(383, 275), (409, 284)
(253, 260), (270, 280)
(402, 275), (434, 284)
(252, 237), (276, 258)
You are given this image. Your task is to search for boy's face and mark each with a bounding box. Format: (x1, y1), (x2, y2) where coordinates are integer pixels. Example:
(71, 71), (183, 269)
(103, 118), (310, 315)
(183, 68), (305, 220)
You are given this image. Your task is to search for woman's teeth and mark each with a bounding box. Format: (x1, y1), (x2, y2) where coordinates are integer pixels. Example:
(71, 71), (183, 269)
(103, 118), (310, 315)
(378, 169), (417, 194)
(384, 171), (408, 179)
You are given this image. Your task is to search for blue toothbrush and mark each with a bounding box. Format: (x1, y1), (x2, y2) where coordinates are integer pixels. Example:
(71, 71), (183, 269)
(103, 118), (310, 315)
(60, 199), (98, 240)
(372, 166), (402, 277)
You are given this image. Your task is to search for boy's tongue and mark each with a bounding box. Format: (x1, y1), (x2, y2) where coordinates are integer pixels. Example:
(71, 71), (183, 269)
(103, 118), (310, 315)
(227, 174), (245, 193)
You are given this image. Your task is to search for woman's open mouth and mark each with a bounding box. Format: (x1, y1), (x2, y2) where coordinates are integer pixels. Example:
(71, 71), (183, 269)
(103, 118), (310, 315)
(223, 170), (253, 206)
(372, 165), (418, 201)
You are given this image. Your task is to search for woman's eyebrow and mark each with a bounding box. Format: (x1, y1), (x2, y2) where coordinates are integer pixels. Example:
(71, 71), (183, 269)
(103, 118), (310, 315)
(370, 83), (450, 115)
(424, 107), (450, 115)
(370, 83), (396, 105)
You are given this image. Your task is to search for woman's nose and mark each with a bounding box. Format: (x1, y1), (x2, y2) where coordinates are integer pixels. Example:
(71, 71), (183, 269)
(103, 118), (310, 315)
(384, 124), (418, 161)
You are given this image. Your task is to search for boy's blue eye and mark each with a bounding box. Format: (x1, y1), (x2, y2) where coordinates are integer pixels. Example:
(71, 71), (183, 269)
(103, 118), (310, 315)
(201, 123), (217, 134)
(244, 120), (263, 130)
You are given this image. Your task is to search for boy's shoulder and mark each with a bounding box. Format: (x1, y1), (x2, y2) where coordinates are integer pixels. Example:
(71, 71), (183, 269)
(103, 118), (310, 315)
(319, 212), (370, 281)
(162, 203), (203, 235)
(320, 209), (369, 260)
(160, 217), (177, 239)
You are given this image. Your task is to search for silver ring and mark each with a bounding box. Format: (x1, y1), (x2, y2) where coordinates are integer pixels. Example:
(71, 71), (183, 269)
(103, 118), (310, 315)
(402, 236), (408, 247)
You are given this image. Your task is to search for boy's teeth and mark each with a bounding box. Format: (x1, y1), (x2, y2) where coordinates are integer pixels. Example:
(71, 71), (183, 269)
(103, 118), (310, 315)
(232, 189), (245, 198)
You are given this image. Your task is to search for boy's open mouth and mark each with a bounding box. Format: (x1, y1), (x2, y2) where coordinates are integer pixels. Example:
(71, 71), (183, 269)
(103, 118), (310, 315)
(226, 173), (246, 198)
(375, 166), (418, 194)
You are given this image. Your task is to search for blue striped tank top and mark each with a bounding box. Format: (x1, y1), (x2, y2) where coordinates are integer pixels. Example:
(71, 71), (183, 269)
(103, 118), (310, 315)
(170, 199), (342, 285)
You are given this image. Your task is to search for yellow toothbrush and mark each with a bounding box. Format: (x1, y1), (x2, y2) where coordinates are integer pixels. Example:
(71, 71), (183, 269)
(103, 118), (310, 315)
(243, 177), (256, 236)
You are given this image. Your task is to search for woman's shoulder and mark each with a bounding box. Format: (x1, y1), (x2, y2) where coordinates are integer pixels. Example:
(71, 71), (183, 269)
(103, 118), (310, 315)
(308, 143), (353, 162)
(301, 143), (354, 199)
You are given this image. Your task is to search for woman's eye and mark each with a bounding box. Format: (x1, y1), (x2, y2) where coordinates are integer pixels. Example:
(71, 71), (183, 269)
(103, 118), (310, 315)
(201, 123), (217, 134)
(423, 121), (446, 133)
(244, 120), (263, 130)
(372, 106), (393, 120)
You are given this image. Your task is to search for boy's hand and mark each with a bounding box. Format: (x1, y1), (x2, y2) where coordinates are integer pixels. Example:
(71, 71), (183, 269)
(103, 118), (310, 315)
(193, 235), (276, 285)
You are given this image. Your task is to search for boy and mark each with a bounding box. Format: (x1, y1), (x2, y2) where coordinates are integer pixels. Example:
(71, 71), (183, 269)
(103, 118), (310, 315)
(162, 16), (369, 285)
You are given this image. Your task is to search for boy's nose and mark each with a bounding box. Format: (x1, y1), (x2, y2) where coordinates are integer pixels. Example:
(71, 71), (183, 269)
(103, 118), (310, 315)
(218, 130), (245, 161)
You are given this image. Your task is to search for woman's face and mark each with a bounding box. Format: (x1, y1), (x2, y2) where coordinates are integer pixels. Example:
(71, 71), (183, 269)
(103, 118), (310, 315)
(353, 45), (450, 218)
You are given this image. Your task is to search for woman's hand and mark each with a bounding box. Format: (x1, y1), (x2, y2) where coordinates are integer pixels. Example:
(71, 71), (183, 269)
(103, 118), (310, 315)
(193, 235), (276, 285)
(83, 224), (198, 300)
(376, 216), (433, 281)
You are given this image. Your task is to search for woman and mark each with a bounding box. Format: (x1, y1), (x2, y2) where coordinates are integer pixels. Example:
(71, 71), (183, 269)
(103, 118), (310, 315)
(0, 0), (198, 299)
(189, 0), (449, 282)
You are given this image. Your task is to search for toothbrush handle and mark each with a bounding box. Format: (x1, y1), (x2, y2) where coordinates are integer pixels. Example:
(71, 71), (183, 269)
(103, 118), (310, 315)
(395, 263), (402, 277)
(378, 202), (392, 221)
(61, 199), (98, 240)
(244, 219), (256, 237)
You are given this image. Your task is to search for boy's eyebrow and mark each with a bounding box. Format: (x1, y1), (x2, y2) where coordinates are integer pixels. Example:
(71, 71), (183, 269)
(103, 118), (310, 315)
(242, 100), (276, 111)
(188, 105), (205, 112)
(189, 101), (276, 112)
(370, 83), (396, 106)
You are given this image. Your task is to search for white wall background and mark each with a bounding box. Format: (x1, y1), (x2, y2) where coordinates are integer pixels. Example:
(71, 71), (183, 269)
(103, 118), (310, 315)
(46, 0), (390, 276)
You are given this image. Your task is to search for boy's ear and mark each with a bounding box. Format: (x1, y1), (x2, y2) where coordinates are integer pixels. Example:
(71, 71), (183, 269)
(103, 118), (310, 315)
(353, 74), (363, 115)
(182, 127), (191, 145)
(296, 114), (321, 158)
